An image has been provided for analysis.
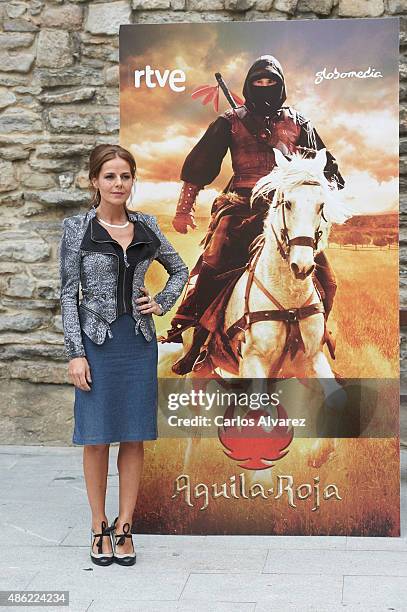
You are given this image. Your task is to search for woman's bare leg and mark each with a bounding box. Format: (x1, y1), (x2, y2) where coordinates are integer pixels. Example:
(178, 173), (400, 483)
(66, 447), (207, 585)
(83, 443), (112, 554)
(114, 440), (144, 554)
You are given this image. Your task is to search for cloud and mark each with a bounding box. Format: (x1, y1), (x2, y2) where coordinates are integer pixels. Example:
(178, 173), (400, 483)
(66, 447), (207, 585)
(341, 173), (398, 214)
(119, 21), (399, 215)
(129, 180), (218, 217)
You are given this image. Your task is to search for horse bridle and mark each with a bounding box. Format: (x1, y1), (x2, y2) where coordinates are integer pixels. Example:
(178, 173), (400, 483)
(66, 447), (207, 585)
(271, 180), (327, 261)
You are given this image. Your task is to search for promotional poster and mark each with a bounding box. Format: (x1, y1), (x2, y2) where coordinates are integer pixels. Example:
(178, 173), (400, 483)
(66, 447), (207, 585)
(119, 18), (400, 536)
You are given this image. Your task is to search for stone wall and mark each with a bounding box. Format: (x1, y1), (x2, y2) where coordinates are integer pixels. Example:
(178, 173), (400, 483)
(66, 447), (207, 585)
(0, 0), (405, 444)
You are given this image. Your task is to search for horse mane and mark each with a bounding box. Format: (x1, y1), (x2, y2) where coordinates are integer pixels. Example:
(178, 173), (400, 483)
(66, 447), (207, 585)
(250, 152), (351, 231)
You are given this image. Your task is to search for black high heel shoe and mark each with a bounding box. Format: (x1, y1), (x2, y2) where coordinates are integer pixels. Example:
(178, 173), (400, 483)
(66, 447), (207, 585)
(90, 520), (114, 566)
(110, 516), (136, 566)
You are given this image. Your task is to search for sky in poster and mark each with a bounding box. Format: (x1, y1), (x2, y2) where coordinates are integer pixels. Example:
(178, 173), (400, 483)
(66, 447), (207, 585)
(119, 18), (399, 217)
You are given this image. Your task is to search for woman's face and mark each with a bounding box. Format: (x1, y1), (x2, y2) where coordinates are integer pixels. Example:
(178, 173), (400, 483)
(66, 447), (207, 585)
(91, 156), (134, 207)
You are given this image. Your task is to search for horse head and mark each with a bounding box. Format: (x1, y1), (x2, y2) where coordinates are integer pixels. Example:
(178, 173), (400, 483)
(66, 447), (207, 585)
(251, 148), (347, 281)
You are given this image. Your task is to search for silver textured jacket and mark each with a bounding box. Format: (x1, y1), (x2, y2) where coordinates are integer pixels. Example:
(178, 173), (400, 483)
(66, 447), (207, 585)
(59, 204), (189, 361)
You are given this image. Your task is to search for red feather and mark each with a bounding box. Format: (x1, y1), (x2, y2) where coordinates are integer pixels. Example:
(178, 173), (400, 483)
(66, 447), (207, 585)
(203, 88), (216, 105)
(191, 85), (213, 98)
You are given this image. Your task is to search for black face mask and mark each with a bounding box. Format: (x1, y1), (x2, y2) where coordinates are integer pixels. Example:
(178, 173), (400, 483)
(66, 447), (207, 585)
(251, 85), (281, 116)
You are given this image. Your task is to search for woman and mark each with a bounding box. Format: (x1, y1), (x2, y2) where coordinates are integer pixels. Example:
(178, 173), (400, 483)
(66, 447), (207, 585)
(59, 144), (188, 567)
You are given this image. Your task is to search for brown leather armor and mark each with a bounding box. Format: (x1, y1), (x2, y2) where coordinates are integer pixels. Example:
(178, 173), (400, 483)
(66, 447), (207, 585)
(223, 107), (301, 189)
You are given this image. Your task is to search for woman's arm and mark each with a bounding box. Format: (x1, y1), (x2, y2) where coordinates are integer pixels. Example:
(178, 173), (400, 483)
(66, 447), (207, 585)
(149, 215), (189, 315)
(59, 218), (86, 360)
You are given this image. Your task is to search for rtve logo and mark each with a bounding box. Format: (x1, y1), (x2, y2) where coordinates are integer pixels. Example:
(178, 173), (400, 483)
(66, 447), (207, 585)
(134, 65), (186, 92)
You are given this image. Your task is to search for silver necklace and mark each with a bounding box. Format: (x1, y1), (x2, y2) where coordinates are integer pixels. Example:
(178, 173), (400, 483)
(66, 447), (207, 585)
(97, 216), (129, 229)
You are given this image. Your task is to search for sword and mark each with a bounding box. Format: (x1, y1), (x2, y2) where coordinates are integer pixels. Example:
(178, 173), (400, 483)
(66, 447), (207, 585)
(215, 72), (239, 109)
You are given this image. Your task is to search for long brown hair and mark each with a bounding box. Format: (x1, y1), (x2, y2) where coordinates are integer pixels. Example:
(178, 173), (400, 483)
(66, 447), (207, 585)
(88, 144), (137, 208)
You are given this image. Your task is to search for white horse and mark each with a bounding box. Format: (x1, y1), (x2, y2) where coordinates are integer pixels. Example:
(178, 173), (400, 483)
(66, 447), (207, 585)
(167, 148), (351, 469)
(221, 148), (349, 380)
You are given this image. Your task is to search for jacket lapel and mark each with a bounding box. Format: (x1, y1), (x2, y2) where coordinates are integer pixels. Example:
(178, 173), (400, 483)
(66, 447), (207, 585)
(80, 206), (160, 255)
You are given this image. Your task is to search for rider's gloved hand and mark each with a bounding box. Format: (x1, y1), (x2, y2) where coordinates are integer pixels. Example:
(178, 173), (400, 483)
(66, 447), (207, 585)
(172, 212), (197, 234)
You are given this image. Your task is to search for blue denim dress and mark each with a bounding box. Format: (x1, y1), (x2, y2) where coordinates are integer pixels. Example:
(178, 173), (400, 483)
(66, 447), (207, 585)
(73, 313), (158, 445)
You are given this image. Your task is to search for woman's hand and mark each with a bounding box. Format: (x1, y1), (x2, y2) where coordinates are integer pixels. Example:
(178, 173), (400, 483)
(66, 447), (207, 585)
(135, 286), (163, 316)
(68, 356), (92, 391)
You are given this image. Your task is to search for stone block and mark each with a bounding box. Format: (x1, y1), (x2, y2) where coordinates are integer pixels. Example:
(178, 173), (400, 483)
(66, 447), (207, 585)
(1, 298), (58, 310)
(401, 104), (407, 135)
(274, 0), (298, 13)
(85, 1), (131, 35)
(36, 30), (74, 68)
(6, 2), (28, 19)
(338, 0), (384, 17)
(297, 0), (333, 14)
(0, 74), (27, 88)
(28, 156), (77, 173)
(47, 107), (118, 134)
(0, 263), (25, 275)
(28, 0), (44, 16)
(39, 87), (96, 105)
(3, 19), (39, 32)
(94, 87), (119, 106)
(188, 0), (224, 9)
(0, 32), (35, 48)
(0, 342), (65, 362)
(253, 0), (273, 9)
(53, 314), (63, 333)
(0, 361), (70, 385)
(387, 0), (405, 14)
(41, 4), (83, 29)
(75, 172), (91, 189)
(82, 43), (118, 63)
(400, 58), (407, 82)
(0, 144), (31, 160)
(0, 192), (24, 207)
(34, 66), (104, 89)
(0, 51), (34, 73)
(0, 160), (16, 193)
(132, 0), (171, 8)
(243, 9), (289, 18)
(24, 189), (89, 207)
(225, 0), (255, 9)
(171, 0), (186, 8)
(0, 232), (50, 263)
(0, 313), (49, 333)
(5, 275), (36, 298)
(133, 10), (232, 21)
(0, 88), (16, 110)
(20, 172), (56, 190)
(104, 65), (119, 86)
(35, 281), (60, 301)
(35, 144), (93, 159)
(58, 173), (74, 189)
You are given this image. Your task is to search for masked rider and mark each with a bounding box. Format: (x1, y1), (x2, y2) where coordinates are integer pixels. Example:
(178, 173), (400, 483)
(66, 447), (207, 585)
(167, 55), (344, 375)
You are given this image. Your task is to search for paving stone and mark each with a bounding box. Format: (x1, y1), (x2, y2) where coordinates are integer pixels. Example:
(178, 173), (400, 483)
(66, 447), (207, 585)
(343, 575), (407, 608)
(262, 548), (407, 576)
(181, 573), (343, 604)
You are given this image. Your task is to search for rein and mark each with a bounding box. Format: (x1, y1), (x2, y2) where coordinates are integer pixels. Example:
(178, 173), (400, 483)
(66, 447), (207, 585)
(225, 233), (325, 375)
(272, 180), (326, 262)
